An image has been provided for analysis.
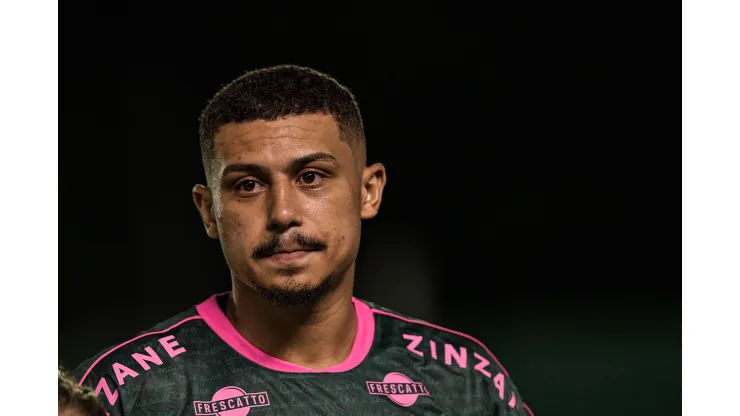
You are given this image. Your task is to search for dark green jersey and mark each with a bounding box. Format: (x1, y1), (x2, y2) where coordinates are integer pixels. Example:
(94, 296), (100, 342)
(76, 292), (533, 416)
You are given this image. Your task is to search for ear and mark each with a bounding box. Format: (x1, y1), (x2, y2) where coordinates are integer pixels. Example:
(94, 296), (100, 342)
(192, 184), (220, 239)
(360, 163), (387, 220)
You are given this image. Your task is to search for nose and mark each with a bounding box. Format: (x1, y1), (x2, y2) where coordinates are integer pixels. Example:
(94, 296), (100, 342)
(266, 179), (302, 232)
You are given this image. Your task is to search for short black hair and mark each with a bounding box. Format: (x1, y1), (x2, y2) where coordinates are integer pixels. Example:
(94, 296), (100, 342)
(199, 65), (366, 173)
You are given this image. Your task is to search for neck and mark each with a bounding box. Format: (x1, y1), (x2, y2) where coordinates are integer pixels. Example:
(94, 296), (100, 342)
(227, 273), (357, 370)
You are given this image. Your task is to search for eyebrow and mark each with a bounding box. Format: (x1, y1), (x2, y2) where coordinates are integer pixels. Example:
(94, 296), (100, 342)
(221, 152), (340, 178)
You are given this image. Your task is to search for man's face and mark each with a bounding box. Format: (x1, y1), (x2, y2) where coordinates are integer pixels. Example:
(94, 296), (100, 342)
(194, 114), (385, 305)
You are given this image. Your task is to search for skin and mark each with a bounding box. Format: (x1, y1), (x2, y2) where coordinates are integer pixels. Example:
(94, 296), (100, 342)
(192, 113), (386, 369)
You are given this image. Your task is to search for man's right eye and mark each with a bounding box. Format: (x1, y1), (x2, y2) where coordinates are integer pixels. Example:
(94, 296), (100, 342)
(235, 180), (264, 193)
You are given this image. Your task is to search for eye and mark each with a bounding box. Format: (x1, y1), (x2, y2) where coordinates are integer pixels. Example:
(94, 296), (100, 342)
(298, 171), (326, 187)
(302, 172), (317, 184)
(241, 181), (257, 191)
(235, 179), (265, 194)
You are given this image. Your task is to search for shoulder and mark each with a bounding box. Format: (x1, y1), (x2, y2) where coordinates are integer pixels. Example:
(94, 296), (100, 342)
(364, 299), (509, 374)
(361, 299), (534, 415)
(73, 303), (207, 408)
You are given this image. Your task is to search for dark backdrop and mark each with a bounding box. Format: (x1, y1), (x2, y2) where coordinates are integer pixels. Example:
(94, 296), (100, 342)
(59, 5), (677, 416)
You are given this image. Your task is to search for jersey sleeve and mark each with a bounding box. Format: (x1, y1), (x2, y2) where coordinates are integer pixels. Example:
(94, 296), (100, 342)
(473, 341), (534, 416)
(70, 307), (202, 416)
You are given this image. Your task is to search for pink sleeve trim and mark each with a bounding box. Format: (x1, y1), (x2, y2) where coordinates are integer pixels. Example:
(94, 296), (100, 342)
(371, 308), (511, 376)
(372, 308), (535, 413)
(77, 316), (204, 385)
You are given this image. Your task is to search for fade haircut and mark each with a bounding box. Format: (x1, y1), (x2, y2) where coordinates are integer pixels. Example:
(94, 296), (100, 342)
(198, 65), (366, 176)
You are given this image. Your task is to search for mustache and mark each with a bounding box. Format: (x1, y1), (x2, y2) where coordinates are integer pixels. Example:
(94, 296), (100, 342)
(252, 232), (328, 259)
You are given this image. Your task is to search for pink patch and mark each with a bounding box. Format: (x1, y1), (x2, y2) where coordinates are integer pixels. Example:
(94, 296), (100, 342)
(366, 372), (430, 408)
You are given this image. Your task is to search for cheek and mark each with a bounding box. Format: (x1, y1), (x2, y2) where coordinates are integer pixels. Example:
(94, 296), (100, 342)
(219, 204), (257, 241)
(319, 198), (361, 248)
(329, 221), (362, 266)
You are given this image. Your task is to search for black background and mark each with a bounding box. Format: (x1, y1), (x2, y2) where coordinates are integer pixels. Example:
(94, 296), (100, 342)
(59, 4), (677, 416)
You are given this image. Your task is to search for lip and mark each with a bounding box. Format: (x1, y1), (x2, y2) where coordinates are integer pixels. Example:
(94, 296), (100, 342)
(265, 250), (316, 263)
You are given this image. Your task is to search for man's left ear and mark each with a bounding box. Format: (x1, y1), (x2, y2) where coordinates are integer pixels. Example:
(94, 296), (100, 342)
(360, 163), (387, 220)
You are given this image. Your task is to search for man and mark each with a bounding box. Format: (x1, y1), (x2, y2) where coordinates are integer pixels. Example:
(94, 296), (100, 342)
(75, 65), (534, 415)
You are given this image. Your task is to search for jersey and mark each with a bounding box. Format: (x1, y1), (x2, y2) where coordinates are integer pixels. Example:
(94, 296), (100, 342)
(75, 292), (534, 416)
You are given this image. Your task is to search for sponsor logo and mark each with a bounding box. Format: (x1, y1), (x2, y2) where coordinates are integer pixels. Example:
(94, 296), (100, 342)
(193, 386), (270, 416)
(366, 372), (430, 407)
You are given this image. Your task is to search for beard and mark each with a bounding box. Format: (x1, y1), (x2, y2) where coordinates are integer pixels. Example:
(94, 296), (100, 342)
(244, 230), (343, 307)
(248, 268), (342, 307)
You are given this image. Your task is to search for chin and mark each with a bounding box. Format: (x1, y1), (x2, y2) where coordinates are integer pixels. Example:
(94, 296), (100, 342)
(249, 271), (341, 307)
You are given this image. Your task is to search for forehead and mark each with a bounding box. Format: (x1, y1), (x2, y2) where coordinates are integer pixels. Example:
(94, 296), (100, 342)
(212, 114), (347, 164)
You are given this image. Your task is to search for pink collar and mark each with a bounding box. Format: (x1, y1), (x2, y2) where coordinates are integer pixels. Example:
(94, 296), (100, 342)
(196, 293), (375, 373)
